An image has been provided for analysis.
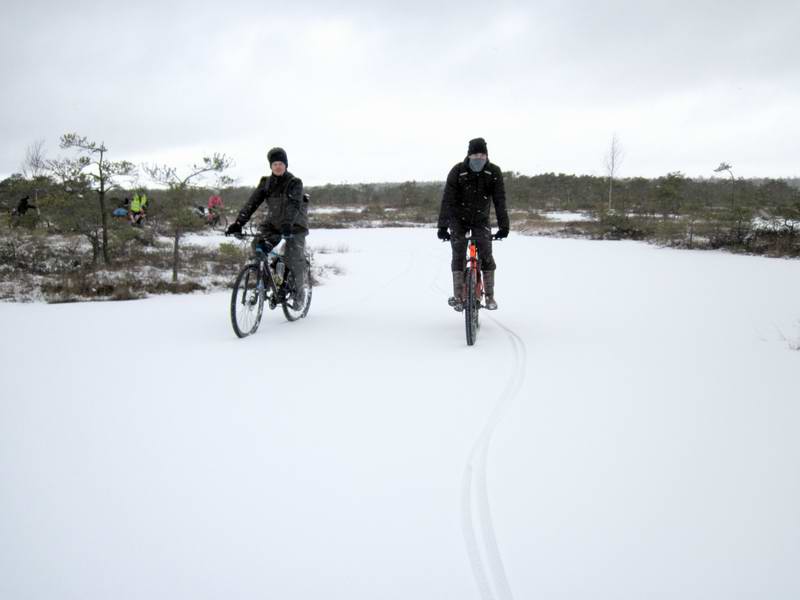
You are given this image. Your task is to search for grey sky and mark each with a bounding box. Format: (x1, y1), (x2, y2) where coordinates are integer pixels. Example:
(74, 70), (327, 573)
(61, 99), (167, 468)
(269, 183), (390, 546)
(2, 0), (798, 186)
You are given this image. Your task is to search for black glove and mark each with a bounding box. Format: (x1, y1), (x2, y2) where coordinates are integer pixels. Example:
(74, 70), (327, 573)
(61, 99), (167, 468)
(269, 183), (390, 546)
(437, 227), (451, 241)
(281, 223), (293, 239)
(225, 221), (242, 236)
(493, 228), (509, 240)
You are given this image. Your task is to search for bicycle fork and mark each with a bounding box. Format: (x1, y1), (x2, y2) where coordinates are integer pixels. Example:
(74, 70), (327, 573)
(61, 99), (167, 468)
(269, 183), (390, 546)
(468, 242), (484, 305)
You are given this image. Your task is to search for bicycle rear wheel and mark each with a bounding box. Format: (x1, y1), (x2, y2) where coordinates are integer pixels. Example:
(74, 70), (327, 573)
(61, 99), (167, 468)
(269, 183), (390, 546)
(231, 263), (264, 338)
(464, 267), (479, 346)
(281, 259), (312, 321)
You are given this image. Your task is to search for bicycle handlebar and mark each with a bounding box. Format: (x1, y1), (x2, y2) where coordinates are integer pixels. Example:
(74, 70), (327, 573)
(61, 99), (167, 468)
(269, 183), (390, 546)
(226, 232), (294, 241)
(465, 235), (505, 242)
(439, 235), (505, 243)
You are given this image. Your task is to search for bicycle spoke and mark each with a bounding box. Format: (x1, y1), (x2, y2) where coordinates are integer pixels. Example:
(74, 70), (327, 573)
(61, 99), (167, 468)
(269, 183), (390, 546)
(231, 263), (264, 337)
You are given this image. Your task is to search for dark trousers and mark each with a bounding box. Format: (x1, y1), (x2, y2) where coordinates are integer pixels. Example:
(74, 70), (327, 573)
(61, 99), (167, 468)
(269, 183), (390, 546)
(256, 225), (308, 285)
(450, 221), (495, 272)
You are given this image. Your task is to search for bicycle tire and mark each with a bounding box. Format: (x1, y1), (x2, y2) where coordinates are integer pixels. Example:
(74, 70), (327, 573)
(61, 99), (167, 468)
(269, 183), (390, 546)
(230, 263), (265, 338)
(214, 214), (229, 231)
(465, 267), (478, 346)
(281, 259), (313, 322)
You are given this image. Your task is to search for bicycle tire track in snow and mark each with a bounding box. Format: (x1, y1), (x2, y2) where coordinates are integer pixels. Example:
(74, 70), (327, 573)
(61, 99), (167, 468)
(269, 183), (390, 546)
(427, 254), (528, 600)
(461, 316), (527, 600)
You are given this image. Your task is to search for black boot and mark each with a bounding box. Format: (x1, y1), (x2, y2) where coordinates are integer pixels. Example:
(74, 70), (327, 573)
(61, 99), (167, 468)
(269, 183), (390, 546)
(448, 271), (464, 312)
(483, 271), (497, 310)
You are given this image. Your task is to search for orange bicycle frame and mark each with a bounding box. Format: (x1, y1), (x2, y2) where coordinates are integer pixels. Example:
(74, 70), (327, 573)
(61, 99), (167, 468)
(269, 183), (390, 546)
(467, 239), (483, 298)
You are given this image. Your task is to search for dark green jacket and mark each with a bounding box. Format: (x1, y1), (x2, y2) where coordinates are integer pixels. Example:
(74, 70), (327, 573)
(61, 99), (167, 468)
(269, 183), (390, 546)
(236, 172), (308, 232)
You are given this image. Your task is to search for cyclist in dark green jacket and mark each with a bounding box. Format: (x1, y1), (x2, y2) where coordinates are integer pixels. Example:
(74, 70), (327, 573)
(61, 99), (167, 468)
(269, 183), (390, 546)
(226, 147), (309, 303)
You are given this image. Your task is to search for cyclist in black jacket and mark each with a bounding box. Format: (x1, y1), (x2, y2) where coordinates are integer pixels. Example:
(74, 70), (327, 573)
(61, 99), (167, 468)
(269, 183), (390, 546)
(226, 147), (309, 299)
(14, 196), (38, 216)
(437, 137), (509, 310)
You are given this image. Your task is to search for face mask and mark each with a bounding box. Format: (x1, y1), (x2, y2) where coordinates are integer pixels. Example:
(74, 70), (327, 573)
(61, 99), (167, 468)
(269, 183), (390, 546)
(469, 158), (487, 172)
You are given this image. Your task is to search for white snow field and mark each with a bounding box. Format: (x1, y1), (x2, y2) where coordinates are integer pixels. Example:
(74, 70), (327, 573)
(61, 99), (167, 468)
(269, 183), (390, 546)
(1, 228), (799, 600)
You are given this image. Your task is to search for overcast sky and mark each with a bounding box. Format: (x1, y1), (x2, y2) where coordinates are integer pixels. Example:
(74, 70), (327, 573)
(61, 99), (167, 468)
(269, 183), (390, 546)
(2, 0), (798, 186)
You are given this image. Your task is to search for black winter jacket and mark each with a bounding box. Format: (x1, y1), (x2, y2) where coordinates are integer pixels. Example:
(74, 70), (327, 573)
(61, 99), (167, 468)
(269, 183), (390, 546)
(236, 171), (308, 232)
(437, 159), (509, 230)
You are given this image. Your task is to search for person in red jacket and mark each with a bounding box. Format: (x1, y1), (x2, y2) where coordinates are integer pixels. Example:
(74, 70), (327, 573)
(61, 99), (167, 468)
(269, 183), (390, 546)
(207, 191), (223, 225)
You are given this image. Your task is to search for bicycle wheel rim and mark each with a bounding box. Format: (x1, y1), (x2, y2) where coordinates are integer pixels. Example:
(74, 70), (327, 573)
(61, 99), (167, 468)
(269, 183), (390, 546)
(231, 264), (264, 337)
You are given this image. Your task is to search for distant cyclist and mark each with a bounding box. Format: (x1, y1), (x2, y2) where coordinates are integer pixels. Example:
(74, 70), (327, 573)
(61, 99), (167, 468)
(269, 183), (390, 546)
(437, 137), (509, 310)
(129, 190), (148, 226)
(207, 190), (223, 224)
(15, 196), (36, 216)
(11, 195), (40, 226)
(226, 147), (309, 301)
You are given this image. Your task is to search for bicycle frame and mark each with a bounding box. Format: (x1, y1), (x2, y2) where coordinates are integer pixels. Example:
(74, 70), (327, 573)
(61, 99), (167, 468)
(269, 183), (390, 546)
(237, 234), (286, 307)
(466, 236), (484, 306)
(450, 230), (502, 345)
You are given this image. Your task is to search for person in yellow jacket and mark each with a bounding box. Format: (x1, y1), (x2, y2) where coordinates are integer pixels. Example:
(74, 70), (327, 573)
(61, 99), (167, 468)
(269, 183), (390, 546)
(129, 190), (148, 226)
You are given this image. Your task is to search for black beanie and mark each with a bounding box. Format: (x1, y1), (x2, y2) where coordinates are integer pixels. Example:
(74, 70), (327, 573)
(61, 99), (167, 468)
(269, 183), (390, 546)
(267, 147), (288, 167)
(468, 137), (488, 155)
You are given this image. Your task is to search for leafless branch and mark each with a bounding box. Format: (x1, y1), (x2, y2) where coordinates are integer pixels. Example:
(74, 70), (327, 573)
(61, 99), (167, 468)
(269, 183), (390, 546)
(21, 139), (48, 178)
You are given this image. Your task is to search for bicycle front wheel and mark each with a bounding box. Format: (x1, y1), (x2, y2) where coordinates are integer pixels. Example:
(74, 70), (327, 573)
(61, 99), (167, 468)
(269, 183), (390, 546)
(231, 263), (264, 338)
(464, 267), (479, 346)
(214, 214), (229, 231)
(281, 259), (313, 322)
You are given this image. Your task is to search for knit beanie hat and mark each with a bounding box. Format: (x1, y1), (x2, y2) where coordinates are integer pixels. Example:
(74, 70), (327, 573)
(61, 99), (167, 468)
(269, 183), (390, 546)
(467, 137), (488, 155)
(267, 147), (288, 167)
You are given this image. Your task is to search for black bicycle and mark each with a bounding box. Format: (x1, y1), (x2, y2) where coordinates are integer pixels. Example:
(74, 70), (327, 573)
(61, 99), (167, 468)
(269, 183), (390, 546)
(195, 206), (229, 231)
(228, 234), (312, 338)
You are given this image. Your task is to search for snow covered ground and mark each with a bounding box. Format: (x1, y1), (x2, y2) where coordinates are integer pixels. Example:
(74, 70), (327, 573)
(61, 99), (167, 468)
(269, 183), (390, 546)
(310, 206), (367, 214)
(541, 211), (595, 222)
(1, 228), (799, 600)
(752, 216), (800, 231)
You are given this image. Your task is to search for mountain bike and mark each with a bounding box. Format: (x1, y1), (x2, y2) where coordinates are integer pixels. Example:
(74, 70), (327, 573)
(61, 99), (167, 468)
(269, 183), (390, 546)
(195, 206), (228, 231)
(228, 233), (312, 338)
(7, 206), (42, 230)
(208, 209), (228, 230)
(450, 233), (503, 346)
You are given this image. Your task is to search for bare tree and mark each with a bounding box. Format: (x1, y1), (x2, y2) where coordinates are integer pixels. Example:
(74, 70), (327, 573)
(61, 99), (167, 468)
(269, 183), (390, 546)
(48, 133), (136, 264)
(605, 133), (624, 211)
(21, 139), (48, 180)
(144, 154), (233, 282)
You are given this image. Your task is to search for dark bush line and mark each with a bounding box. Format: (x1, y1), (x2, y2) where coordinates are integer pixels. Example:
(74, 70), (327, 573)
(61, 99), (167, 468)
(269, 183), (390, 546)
(523, 212), (800, 258)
